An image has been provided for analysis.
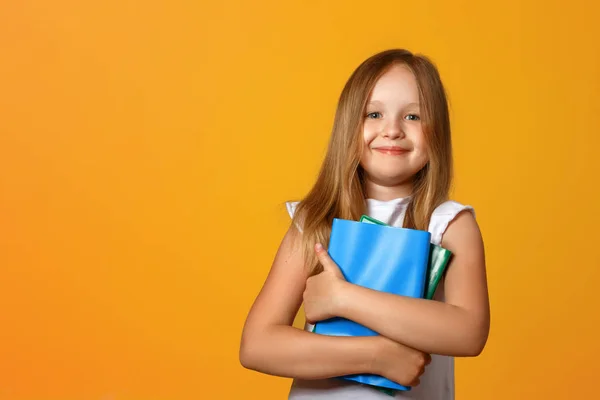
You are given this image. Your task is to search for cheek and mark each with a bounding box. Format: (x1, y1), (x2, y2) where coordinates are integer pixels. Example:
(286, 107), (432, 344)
(412, 129), (428, 151)
(362, 124), (378, 146)
(361, 124), (377, 162)
(416, 140), (430, 165)
(409, 130), (429, 163)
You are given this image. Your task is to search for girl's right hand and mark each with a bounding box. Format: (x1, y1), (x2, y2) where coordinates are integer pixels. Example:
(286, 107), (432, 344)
(371, 335), (431, 387)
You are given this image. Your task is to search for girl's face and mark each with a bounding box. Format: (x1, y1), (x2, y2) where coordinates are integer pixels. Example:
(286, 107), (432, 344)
(360, 64), (429, 194)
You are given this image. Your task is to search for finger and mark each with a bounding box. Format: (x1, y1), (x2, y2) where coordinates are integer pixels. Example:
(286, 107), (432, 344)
(314, 243), (341, 272)
(425, 354), (432, 365)
(314, 243), (332, 267)
(314, 242), (327, 256)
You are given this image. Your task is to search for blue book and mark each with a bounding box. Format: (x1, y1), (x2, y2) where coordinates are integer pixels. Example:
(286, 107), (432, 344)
(312, 218), (432, 392)
(360, 215), (452, 301)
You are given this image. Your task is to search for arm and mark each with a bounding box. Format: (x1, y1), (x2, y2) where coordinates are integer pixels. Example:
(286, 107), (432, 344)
(308, 210), (490, 357)
(240, 224), (376, 379)
(239, 224), (429, 384)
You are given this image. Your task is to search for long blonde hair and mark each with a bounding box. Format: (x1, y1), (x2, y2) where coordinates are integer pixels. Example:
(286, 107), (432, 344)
(291, 49), (453, 275)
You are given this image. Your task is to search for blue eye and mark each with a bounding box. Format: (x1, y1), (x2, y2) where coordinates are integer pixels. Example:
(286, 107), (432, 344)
(366, 112), (382, 119)
(405, 114), (420, 121)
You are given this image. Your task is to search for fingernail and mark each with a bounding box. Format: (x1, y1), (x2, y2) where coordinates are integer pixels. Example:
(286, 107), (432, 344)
(315, 243), (323, 252)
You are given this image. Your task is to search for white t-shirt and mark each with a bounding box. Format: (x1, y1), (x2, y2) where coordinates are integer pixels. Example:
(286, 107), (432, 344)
(285, 196), (475, 400)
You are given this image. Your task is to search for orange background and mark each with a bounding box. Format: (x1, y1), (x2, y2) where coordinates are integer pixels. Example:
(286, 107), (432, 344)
(1, 1), (599, 399)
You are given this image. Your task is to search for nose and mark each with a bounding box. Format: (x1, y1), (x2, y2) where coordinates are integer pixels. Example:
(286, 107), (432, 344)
(382, 117), (405, 139)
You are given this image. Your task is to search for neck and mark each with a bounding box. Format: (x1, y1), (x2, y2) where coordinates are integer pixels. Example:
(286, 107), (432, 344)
(364, 179), (413, 201)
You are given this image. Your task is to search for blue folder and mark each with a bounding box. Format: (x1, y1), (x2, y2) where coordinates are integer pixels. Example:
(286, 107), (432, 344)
(312, 218), (432, 391)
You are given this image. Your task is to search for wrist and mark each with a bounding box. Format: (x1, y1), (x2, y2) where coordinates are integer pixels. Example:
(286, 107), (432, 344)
(332, 280), (353, 318)
(368, 335), (387, 376)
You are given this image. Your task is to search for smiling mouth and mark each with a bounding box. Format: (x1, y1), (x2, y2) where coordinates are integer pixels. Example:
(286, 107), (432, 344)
(373, 147), (409, 155)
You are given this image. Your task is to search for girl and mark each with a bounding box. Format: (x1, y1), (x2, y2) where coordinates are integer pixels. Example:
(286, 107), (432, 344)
(239, 49), (490, 399)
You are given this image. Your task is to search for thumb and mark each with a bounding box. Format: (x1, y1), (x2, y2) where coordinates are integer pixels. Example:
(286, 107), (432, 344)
(315, 243), (342, 276)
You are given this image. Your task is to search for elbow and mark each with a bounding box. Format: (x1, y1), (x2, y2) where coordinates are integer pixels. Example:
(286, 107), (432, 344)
(240, 327), (272, 371)
(240, 323), (283, 372)
(239, 336), (260, 370)
(239, 344), (251, 369)
(462, 320), (490, 357)
(462, 337), (487, 357)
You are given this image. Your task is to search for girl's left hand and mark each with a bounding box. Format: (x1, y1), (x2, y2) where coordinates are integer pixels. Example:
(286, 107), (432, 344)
(303, 243), (348, 324)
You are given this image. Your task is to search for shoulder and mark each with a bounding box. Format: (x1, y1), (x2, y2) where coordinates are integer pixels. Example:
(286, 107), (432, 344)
(432, 200), (475, 218)
(286, 201), (300, 218)
(428, 200), (476, 245)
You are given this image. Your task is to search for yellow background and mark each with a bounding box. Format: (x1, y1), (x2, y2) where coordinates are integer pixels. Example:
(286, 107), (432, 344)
(1, 1), (599, 399)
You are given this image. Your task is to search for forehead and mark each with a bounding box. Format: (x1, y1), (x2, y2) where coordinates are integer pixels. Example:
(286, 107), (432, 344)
(368, 64), (419, 105)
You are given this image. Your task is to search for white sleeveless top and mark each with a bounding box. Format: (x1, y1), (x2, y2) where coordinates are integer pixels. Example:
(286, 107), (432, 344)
(285, 197), (475, 400)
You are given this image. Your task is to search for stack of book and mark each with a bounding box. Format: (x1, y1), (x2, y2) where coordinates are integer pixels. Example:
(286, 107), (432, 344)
(311, 215), (452, 395)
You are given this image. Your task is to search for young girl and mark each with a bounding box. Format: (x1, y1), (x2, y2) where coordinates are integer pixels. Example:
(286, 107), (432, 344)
(239, 49), (490, 399)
